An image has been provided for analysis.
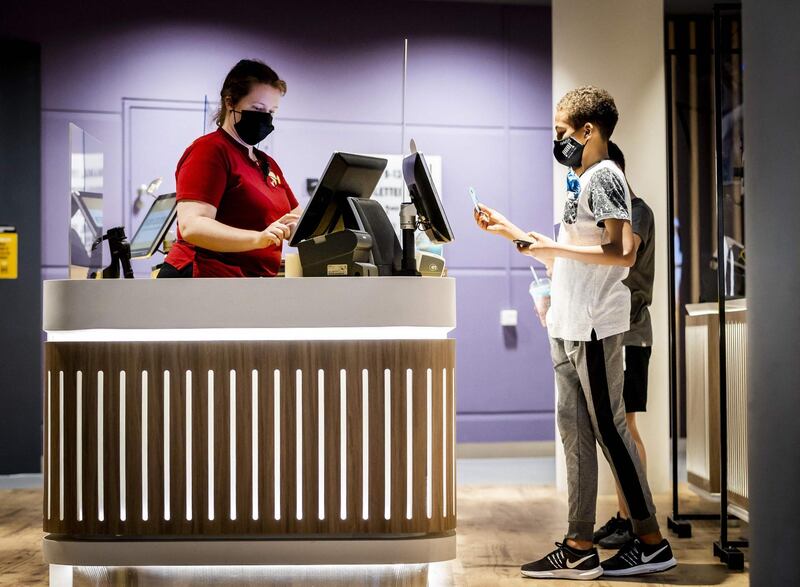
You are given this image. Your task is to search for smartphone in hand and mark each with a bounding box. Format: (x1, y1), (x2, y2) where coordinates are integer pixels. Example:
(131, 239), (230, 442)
(514, 238), (535, 249)
(468, 187), (482, 213)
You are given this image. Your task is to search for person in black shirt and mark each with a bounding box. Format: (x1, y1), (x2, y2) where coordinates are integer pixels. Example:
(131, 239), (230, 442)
(593, 141), (657, 549)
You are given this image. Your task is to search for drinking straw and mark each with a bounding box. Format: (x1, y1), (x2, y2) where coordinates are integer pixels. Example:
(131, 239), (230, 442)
(530, 266), (541, 285)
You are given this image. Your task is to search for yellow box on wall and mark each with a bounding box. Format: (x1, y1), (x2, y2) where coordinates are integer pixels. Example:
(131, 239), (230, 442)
(0, 230), (19, 279)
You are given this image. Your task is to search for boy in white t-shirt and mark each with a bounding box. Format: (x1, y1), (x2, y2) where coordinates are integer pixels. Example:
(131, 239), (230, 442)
(475, 86), (676, 580)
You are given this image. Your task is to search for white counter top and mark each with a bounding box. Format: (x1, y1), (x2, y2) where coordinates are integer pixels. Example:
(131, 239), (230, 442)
(44, 277), (456, 341)
(686, 299), (747, 316)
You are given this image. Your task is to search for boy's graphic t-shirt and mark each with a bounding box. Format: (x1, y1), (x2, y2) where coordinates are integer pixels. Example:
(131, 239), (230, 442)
(547, 160), (632, 341)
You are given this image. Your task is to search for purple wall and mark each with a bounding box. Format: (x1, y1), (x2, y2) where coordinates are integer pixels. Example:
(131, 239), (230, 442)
(2, 0), (554, 443)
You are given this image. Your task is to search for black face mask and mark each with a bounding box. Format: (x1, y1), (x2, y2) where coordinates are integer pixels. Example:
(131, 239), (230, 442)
(232, 109), (274, 145)
(553, 135), (585, 168)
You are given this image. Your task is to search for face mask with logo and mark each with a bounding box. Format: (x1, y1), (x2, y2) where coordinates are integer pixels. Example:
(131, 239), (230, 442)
(232, 110), (274, 145)
(553, 134), (586, 168)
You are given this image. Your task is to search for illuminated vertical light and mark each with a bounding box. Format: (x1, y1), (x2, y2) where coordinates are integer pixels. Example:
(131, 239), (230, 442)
(229, 370), (237, 521)
(76, 371), (83, 522)
(97, 371), (104, 522)
(163, 371), (170, 522)
(318, 369), (325, 521)
(442, 368), (447, 516)
(451, 368), (456, 517)
(426, 368), (432, 519)
(362, 369), (369, 521)
(406, 368), (413, 520)
(47, 371), (51, 520)
(207, 370), (214, 521)
(273, 369), (281, 521)
(339, 369), (347, 520)
(251, 370), (259, 521)
(119, 370), (126, 521)
(384, 369), (391, 520)
(185, 370), (192, 521)
(141, 371), (148, 522)
(295, 369), (303, 521)
(59, 370), (64, 521)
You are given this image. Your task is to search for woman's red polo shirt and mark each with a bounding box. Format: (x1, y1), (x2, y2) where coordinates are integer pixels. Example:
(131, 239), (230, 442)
(164, 128), (299, 277)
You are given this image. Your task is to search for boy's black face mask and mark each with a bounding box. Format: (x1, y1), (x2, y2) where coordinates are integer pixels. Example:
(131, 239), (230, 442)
(553, 134), (585, 168)
(232, 110), (274, 145)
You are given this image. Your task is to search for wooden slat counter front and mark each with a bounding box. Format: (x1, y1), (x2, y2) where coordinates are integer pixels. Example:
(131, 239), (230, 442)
(41, 277), (456, 571)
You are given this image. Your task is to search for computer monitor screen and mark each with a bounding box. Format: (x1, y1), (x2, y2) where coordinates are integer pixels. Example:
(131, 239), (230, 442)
(402, 150), (454, 244)
(289, 152), (388, 246)
(129, 193), (177, 259)
(69, 191), (103, 266)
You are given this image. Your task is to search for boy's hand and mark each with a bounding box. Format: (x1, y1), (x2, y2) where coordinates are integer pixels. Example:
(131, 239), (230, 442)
(519, 230), (556, 267)
(473, 204), (526, 241)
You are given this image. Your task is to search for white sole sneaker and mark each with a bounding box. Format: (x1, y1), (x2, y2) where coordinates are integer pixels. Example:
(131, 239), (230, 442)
(521, 566), (604, 580)
(602, 557), (678, 576)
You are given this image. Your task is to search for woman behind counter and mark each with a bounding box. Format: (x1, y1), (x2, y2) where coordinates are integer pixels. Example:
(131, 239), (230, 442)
(159, 59), (300, 278)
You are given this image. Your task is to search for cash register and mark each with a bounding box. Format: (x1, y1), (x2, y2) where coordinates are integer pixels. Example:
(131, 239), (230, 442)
(290, 141), (454, 277)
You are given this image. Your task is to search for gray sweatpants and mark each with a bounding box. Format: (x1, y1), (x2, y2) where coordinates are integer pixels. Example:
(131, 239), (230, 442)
(551, 332), (659, 542)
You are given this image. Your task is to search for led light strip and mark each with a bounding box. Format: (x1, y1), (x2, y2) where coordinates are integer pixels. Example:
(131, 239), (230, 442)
(76, 371), (83, 522)
(163, 371), (170, 522)
(251, 370), (259, 521)
(274, 370), (281, 521)
(141, 371), (148, 522)
(406, 369), (413, 520)
(318, 369), (325, 521)
(207, 370), (214, 521)
(362, 369), (369, 521)
(97, 371), (104, 522)
(384, 369), (391, 520)
(185, 370), (192, 522)
(119, 371), (126, 522)
(47, 327), (451, 342)
(295, 369), (303, 521)
(230, 370), (237, 521)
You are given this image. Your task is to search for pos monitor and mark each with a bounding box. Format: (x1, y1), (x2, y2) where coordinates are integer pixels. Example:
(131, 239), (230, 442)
(402, 146), (454, 244)
(128, 193), (178, 259)
(290, 153), (388, 246)
(290, 153), (403, 277)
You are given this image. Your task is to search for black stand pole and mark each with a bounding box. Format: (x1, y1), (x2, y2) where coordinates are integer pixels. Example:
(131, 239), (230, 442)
(398, 202), (419, 276)
(711, 3), (746, 571)
(664, 20), (693, 538)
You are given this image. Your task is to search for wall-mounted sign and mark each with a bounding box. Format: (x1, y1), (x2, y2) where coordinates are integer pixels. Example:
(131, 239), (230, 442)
(0, 227), (18, 279)
(370, 154), (442, 237)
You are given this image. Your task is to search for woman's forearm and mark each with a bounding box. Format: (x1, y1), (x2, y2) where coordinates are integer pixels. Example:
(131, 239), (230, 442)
(180, 215), (265, 252)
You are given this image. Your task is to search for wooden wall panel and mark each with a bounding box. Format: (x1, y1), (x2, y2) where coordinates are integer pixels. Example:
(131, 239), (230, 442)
(43, 340), (455, 539)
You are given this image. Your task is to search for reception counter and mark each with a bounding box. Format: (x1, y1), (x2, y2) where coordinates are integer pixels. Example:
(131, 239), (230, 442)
(41, 277), (456, 577)
(684, 300), (749, 521)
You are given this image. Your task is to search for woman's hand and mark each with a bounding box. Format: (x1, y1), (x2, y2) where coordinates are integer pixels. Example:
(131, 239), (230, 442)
(258, 212), (300, 248)
(473, 204), (527, 241)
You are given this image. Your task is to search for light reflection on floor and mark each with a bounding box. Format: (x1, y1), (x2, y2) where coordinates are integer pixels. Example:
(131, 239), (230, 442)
(64, 563), (431, 587)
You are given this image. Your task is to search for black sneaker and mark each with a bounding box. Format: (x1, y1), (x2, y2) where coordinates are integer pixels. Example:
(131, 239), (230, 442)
(598, 517), (633, 549)
(521, 542), (603, 580)
(601, 537), (677, 576)
(593, 512), (622, 543)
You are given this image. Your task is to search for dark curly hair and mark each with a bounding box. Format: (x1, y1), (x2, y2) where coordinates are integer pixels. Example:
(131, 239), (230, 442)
(556, 86), (619, 139)
(215, 59), (287, 127)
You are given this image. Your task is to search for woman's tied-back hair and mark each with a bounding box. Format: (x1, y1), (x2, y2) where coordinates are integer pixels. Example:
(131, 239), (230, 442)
(215, 59), (287, 127)
(557, 86), (619, 139)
